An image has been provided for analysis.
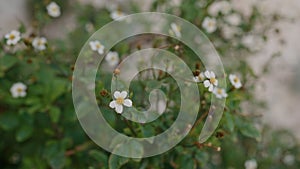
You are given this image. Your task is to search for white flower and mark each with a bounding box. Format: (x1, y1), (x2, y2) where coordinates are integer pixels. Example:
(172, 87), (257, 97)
(169, 23), (181, 38)
(213, 88), (228, 99)
(203, 70), (218, 92)
(242, 35), (264, 51)
(10, 82), (27, 98)
(202, 17), (217, 33)
(89, 40), (105, 54)
(225, 13), (242, 26)
(109, 91), (132, 114)
(110, 10), (126, 20)
(283, 154), (295, 166)
(221, 25), (241, 39)
(229, 74), (242, 89)
(4, 30), (21, 45)
(32, 37), (47, 51)
(208, 1), (231, 16)
(245, 159), (257, 169)
(46, 2), (61, 18)
(105, 51), (119, 67)
(193, 72), (205, 82)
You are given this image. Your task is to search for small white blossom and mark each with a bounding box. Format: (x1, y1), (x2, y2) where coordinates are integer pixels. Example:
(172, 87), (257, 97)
(225, 13), (242, 26)
(193, 72), (205, 82)
(89, 40), (105, 54)
(110, 10), (126, 20)
(202, 17), (217, 33)
(213, 88), (228, 99)
(4, 30), (21, 45)
(32, 37), (47, 51)
(229, 74), (242, 89)
(169, 23), (181, 38)
(109, 91), (132, 114)
(283, 154), (295, 166)
(245, 159), (257, 169)
(10, 82), (27, 98)
(46, 2), (61, 18)
(242, 35), (264, 51)
(203, 70), (218, 92)
(208, 1), (231, 16)
(105, 51), (119, 67)
(221, 25), (241, 39)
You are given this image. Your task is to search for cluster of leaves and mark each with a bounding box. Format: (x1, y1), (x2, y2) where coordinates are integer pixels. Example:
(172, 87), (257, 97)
(0, 0), (299, 169)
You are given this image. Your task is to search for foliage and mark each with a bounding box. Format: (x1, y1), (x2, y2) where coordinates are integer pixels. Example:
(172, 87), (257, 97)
(0, 0), (298, 169)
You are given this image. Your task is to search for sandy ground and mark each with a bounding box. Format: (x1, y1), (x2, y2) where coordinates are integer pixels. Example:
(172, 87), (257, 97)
(1, 0), (300, 138)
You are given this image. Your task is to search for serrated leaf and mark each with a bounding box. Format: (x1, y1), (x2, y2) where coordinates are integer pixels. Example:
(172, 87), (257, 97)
(16, 125), (33, 142)
(235, 116), (261, 140)
(89, 149), (108, 167)
(0, 113), (19, 130)
(0, 54), (18, 72)
(44, 142), (66, 169)
(108, 154), (129, 169)
(225, 112), (234, 132)
(49, 107), (61, 123)
(239, 123), (261, 140)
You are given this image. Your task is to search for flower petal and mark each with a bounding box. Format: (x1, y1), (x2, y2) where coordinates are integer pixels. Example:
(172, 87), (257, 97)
(120, 91), (127, 98)
(123, 99), (132, 107)
(114, 91), (121, 99)
(204, 80), (210, 87)
(229, 74), (234, 81)
(109, 101), (116, 108)
(115, 104), (123, 114)
(98, 48), (104, 55)
(204, 71), (210, 78)
(214, 79), (218, 86)
(208, 84), (214, 92)
(210, 71), (216, 78)
(193, 76), (199, 82)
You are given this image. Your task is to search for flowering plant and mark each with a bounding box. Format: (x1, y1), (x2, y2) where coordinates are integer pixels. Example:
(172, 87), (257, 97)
(0, 0), (299, 169)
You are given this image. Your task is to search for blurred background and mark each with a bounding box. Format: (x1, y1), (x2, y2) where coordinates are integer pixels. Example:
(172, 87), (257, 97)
(1, 0), (300, 138)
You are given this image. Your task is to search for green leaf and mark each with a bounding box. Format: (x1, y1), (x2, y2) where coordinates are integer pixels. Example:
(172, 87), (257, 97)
(239, 123), (261, 140)
(48, 79), (67, 102)
(18, 22), (26, 33)
(49, 107), (61, 123)
(178, 154), (196, 169)
(16, 125), (33, 142)
(44, 141), (66, 169)
(225, 112), (235, 132)
(0, 54), (18, 75)
(235, 116), (261, 140)
(108, 154), (129, 169)
(89, 149), (108, 167)
(0, 113), (19, 130)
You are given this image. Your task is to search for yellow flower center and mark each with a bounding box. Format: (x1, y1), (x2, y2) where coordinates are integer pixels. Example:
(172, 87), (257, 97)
(217, 89), (223, 95)
(17, 88), (23, 93)
(37, 40), (43, 46)
(233, 77), (239, 83)
(9, 34), (15, 40)
(96, 43), (102, 49)
(116, 97), (124, 105)
(210, 78), (216, 84)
